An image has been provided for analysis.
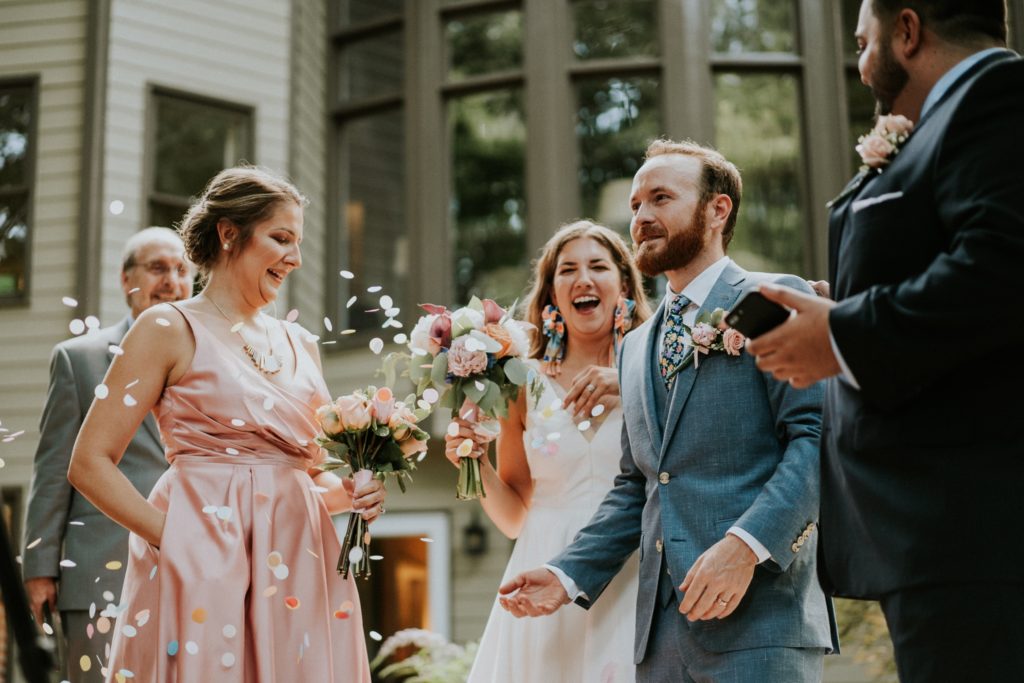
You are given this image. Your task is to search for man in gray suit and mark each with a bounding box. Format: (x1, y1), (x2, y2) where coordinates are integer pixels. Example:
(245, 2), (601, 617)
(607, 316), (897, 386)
(499, 140), (837, 681)
(21, 227), (192, 682)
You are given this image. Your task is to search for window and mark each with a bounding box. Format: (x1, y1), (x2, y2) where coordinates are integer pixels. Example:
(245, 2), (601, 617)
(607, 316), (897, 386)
(0, 80), (36, 303)
(147, 89), (253, 230)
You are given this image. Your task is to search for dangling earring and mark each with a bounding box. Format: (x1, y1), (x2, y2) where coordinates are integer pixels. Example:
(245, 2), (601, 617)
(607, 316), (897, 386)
(609, 296), (636, 367)
(541, 304), (565, 376)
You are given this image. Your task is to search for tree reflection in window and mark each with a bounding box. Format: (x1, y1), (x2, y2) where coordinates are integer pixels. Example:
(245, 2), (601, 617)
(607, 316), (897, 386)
(571, 0), (658, 60)
(446, 10), (522, 81)
(714, 72), (805, 275)
(449, 91), (527, 307)
(711, 0), (797, 54)
(0, 83), (32, 299)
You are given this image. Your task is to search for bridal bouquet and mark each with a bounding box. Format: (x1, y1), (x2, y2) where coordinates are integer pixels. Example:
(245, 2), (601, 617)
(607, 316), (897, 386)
(315, 386), (429, 578)
(407, 297), (532, 500)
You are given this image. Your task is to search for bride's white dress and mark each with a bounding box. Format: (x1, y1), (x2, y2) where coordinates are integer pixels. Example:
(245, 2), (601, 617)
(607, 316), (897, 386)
(468, 360), (638, 683)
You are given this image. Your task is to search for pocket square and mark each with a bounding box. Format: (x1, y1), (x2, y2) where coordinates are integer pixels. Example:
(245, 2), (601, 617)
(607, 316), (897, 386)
(851, 190), (904, 213)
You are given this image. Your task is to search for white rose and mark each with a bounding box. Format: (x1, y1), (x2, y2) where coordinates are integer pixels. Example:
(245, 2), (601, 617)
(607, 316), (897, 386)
(409, 313), (437, 356)
(503, 319), (532, 357)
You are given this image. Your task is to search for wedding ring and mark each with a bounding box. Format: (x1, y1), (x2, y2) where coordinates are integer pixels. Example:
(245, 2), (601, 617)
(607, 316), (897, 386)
(586, 383), (596, 393)
(718, 598), (729, 606)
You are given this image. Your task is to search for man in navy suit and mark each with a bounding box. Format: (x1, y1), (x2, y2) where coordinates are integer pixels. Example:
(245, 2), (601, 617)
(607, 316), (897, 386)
(748, 2), (1023, 681)
(499, 140), (836, 682)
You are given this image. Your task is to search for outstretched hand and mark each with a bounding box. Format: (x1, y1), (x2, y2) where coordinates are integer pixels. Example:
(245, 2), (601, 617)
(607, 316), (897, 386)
(498, 567), (570, 618)
(745, 284), (840, 388)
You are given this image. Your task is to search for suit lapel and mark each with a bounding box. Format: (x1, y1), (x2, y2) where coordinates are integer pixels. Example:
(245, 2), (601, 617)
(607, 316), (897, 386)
(658, 263), (747, 464)
(106, 317), (163, 448)
(638, 300), (665, 458)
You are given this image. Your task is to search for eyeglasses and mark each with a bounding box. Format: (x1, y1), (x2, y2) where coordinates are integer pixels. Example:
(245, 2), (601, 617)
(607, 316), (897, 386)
(133, 260), (192, 278)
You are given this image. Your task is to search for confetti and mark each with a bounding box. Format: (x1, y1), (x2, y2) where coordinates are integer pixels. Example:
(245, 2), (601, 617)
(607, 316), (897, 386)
(221, 653), (236, 668)
(263, 397), (275, 411)
(167, 640), (179, 656)
(417, 451), (428, 462)
(108, 344), (124, 356)
(417, 399), (430, 410)
(420, 537), (434, 543)
(80, 655), (92, 672)
(226, 447), (239, 456)
(109, 200), (124, 215)
(154, 318), (170, 327)
(123, 394), (137, 407)
(273, 564), (290, 580)
(42, 622), (53, 635)
(149, 566), (157, 580)
(346, 296), (357, 308)
(85, 316), (100, 329)
(215, 507), (232, 521)
(87, 623), (94, 639)
(97, 617), (111, 634)
(379, 295), (393, 309)
(128, 287), (140, 295)
(474, 380), (485, 391)
(223, 624), (237, 638)
(385, 307), (401, 317)
(103, 591), (115, 601)
(185, 641), (199, 655)
(267, 551), (283, 568)
(202, 505), (218, 514)
(578, 420), (592, 431)
(191, 608), (207, 624)
(122, 625), (137, 638)
(284, 596), (300, 610)
(591, 404), (605, 417)
(231, 418), (245, 427)
(340, 270), (354, 279)
(125, 379), (139, 389)
(369, 630), (383, 641)
(369, 555), (384, 561)
(60, 559), (77, 568)
(263, 586), (278, 597)
(367, 285), (382, 293)
(62, 296), (78, 307)
(90, 603), (96, 618)
(95, 384), (109, 400)
(423, 388), (440, 404)
(230, 322), (244, 333)
(135, 609), (150, 626)
(447, 422), (460, 437)
(341, 328), (356, 335)
(105, 560), (123, 570)
(546, 432), (561, 441)
(26, 537), (42, 550)
(70, 319), (86, 335)
(348, 546), (364, 564)
(393, 333), (408, 344)
(286, 309), (299, 322)
(323, 317), (333, 332)
(369, 338), (384, 354)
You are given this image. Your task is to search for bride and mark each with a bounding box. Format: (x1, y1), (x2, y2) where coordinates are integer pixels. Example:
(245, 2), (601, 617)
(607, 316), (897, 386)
(446, 220), (652, 682)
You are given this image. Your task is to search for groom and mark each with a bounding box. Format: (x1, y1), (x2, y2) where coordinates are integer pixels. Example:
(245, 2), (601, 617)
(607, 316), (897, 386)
(500, 140), (836, 681)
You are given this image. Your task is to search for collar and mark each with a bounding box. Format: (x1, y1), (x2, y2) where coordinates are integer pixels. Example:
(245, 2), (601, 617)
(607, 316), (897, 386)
(662, 256), (732, 312)
(920, 47), (1009, 119)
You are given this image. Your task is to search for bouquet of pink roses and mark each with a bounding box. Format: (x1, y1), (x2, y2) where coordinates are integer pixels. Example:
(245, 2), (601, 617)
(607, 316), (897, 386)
(407, 296), (532, 500)
(315, 386), (429, 578)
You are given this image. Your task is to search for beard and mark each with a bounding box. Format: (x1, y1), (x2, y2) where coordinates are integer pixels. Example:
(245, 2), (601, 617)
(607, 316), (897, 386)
(634, 203), (707, 277)
(870, 37), (909, 115)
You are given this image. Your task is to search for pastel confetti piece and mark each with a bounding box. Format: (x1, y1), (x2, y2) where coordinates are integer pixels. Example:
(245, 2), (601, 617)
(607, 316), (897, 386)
(223, 624), (237, 638)
(128, 287), (140, 294)
(42, 622), (53, 635)
(385, 307), (400, 317)
(135, 609), (149, 626)
(304, 632), (310, 648)
(474, 380), (485, 391)
(393, 333), (408, 344)
(149, 566), (158, 580)
(286, 309), (299, 322)
(323, 317), (333, 331)
(109, 200), (124, 215)
(215, 506), (232, 521)
(60, 559), (77, 568)
(447, 422), (460, 437)
(578, 420), (592, 431)
(341, 328), (356, 335)
(123, 394), (137, 407)
(80, 655), (92, 671)
(154, 318), (170, 327)
(547, 432), (561, 441)
(122, 625), (137, 638)
(167, 640), (179, 656)
(284, 596), (300, 610)
(370, 554), (384, 561)
(105, 560), (123, 570)
(125, 379), (139, 389)
(346, 296), (357, 308)
(108, 344), (124, 356)
(591, 404), (606, 417)
(348, 546), (364, 564)
(26, 537), (42, 550)
(221, 653), (236, 668)
(230, 322), (244, 333)
(417, 399), (430, 410)
(333, 609), (350, 619)
(191, 608), (207, 624)
(70, 319), (86, 335)
(420, 537), (434, 543)
(85, 316), (100, 329)
(456, 439), (474, 458)
(231, 418), (245, 427)
(87, 623), (94, 639)
(202, 505), (218, 514)
(367, 285), (382, 293)
(340, 270), (354, 279)
(226, 447), (239, 455)
(273, 564), (290, 580)
(263, 586), (278, 597)
(62, 296), (78, 307)
(97, 617), (111, 634)
(103, 590), (115, 601)
(263, 397), (275, 411)
(379, 295), (393, 309)
(369, 338), (384, 354)
(185, 641), (198, 655)
(89, 603), (96, 618)
(420, 388), (438, 403)
(266, 551), (283, 568)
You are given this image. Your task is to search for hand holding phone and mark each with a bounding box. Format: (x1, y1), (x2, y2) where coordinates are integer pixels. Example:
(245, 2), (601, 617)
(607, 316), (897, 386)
(725, 289), (790, 339)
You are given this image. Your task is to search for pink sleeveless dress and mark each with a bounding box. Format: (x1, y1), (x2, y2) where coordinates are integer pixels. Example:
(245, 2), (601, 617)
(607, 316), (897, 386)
(103, 303), (371, 682)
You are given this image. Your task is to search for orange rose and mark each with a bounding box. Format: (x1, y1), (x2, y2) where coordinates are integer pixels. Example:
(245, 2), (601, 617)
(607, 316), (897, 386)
(484, 323), (515, 358)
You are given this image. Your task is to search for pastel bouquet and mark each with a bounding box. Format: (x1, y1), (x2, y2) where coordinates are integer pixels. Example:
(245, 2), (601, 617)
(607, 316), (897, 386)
(315, 386), (429, 578)
(407, 296), (532, 500)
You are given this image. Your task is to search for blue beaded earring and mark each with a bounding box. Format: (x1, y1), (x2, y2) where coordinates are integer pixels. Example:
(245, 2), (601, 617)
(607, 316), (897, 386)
(541, 304), (565, 376)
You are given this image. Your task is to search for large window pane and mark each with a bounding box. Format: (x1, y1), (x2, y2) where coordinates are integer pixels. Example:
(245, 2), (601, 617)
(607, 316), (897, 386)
(0, 195), (28, 297)
(0, 86), (31, 188)
(846, 71), (876, 172)
(446, 10), (522, 81)
(711, 0), (797, 54)
(715, 72), (805, 275)
(575, 76), (660, 233)
(338, 110), (406, 331)
(339, 30), (403, 102)
(449, 90), (526, 306)
(572, 0), (658, 60)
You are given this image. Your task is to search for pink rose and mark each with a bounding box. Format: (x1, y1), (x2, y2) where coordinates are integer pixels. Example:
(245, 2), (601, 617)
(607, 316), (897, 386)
(316, 404), (344, 436)
(722, 328), (745, 356)
(856, 133), (894, 168)
(388, 403), (418, 441)
(690, 323), (718, 348)
(372, 387), (395, 425)
(335, 394), (371, 431)
(447, 336), (488, 377)
(482, 298), (506, 324)
(878, 114), (914, 138)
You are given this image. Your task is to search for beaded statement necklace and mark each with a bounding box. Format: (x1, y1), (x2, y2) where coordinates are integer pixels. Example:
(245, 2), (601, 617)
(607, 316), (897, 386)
(205, 294), (284, 376)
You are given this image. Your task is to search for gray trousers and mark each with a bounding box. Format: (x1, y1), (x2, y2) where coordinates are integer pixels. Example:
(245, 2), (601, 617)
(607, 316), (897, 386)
(61, 610), (109, 683)
(636, 573), (825, 683)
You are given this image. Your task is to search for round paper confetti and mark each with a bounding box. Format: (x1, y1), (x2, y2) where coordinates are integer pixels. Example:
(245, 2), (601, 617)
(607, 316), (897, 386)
(417, 399), (430, 410)
(591, 404), (606, 417)
(367, 285), (382, 293)
(369, 630), (383, 641)
(215, 507), (232, 521)
(379, 295), (393, 309)
(109, 200), (125, 215)
(167, 640), (179, 656)
(370, 554), (384, 561)
(97, 617), (111, 634)
(80, 655), (92, 671)
(385, 307), (400, 317)
(222, 624), (237, 638)
(266, 551), (283, 568)
(62, 296), (78, 307)
(273, 564), (290, 580)
(70, 319), (86, 335)
(94, 384), (109, 400)
(423, 388), (440, 404)
(202, 505), (218, 514)
(125, 379), (139, 389)
(263, 397), (275, 411)
(420, 537), (434, 543)
(446, 422), (460, 437)
(263, 585), (278, 597)
(27, 537), (42, 549)
(286, 309), (299, 322)
(546, 432), (561, 441)
(89, 603), (96, 618)
(122, 624), (137, 638)
(578, 420), (592, 431)
(123, 394), (137, 407)
(85, 316), (100, 329)
(42, 622), (54, 635)
(393, 333), (408, 344)
(108, 344), (124, 356)
(87, 623), (94, 638)
(323, 317), (333, 332)
(230, 418), (245, 427)
(135, 609), (150, 626)
(340, 270), (354, 279)
(341, 328), (356, 335)
(221, 652), (236, 668)
(191, 608), (207, 624)
(369, 338), (384, 354)
(60, 559), (77, 568)
(103, 591), (115, 601)
(230, 322), (244, 333)
(348, 546), (364, 564)
(226, 447), (239, 456)
(128, 287), (140, 294)
(154, 318), (170, 327)
(456, 439), (474, 458)
(284, 596), (300, 610)
(185, 641), (199, 655)
(333, 608), (351, 619)
(346, 296), (357, 308)
(105, 560), (123, 570)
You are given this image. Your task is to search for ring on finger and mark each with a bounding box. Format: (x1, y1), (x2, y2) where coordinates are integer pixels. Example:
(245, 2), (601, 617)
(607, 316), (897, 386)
(585, 383), (596, 393)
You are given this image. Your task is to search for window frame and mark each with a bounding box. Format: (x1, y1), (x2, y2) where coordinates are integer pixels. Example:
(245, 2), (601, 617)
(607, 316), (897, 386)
(0, 76), (39, 307)
(143, 85), (255, 231)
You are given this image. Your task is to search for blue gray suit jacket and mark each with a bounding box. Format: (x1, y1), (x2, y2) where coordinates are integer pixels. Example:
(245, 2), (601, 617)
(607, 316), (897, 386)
(551, 262), (838, 663)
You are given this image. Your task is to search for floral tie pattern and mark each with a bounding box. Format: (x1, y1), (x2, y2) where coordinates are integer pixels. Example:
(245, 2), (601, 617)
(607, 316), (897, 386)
(659, 293), (691, 389)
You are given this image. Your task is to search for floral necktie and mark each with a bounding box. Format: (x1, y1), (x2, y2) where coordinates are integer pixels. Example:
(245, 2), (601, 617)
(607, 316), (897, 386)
(659, 293), (691, 389)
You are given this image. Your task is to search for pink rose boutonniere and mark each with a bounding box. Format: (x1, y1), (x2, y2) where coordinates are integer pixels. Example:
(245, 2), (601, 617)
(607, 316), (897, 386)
(856, 114), (915, 172)
(676, 308), (746, 372)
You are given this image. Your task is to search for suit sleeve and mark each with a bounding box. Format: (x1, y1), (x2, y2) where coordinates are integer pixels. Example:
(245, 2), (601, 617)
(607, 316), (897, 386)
(548, 337), (645, 608)
(21, 345), (82, 580)
(831, 61), (1024, 409)
(735, 275), (824, 572)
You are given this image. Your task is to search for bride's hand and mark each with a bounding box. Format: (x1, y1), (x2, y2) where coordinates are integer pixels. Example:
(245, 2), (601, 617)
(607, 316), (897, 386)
(563, 365), (620, 419)
(443, 419), (490, 468)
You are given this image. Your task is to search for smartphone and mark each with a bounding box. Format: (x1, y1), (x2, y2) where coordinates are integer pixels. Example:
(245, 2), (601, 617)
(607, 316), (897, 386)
(725, 290), (790, 338)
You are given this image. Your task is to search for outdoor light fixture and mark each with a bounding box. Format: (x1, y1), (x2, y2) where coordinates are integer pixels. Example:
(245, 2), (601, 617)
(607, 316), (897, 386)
(462, 512), (488, 557)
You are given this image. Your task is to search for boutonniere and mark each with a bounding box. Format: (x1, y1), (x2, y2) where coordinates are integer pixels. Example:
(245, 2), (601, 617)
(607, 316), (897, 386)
(664, 309), (745, 384)
(855, 114), (914, 172)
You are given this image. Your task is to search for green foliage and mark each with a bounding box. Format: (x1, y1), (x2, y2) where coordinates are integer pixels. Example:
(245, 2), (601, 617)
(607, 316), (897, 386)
(834, 598), (897, 681)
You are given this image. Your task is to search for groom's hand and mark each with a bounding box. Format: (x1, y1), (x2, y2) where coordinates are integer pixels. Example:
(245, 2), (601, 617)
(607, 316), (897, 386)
(746, 284), (840, 388)
(498, 568), (570, 618)
(678, 534), (757, 621)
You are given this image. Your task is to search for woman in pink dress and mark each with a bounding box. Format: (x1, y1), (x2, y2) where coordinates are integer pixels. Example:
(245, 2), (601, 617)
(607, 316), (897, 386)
(69, 166), (383, 682)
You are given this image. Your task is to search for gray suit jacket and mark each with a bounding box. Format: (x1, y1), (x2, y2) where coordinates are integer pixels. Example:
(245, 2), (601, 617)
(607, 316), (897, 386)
(551, 262), (837, 663)
(21, 318), (167, 611)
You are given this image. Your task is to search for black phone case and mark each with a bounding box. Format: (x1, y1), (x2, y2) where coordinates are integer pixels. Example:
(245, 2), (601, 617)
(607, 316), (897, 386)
(725, 290), (789, 338)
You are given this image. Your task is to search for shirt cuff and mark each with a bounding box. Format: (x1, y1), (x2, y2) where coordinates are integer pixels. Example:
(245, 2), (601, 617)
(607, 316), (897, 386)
(727, 527), (771, 564)
(543, 563), (587, 602)
(828, 328), (860, 389)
